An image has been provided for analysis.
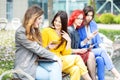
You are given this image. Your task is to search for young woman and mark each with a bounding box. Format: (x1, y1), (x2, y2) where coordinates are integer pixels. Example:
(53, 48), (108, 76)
(14, 5), (62, 80)
(68, 9), (96, 80)
(78, 6), (120, 80)
(41, 11), (92, 80)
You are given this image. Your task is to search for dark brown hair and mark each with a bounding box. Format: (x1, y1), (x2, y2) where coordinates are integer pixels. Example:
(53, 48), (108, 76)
(83, 6), (95, 19)
(51, 11), (68, 49)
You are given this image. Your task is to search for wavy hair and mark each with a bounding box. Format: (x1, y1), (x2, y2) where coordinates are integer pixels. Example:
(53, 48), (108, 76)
(23, 5), (44, 45)
(68, 10), (84, 28)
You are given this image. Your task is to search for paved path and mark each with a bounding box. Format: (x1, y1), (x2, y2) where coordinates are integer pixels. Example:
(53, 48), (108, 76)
(98, 24), (120, 30)
(3, 20), (120, 30)
(97, 24), (120, 79)
(105, 56), (120, 80)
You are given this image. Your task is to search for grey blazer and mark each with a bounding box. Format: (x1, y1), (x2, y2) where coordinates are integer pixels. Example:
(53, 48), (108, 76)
(14, 26), (56, 79)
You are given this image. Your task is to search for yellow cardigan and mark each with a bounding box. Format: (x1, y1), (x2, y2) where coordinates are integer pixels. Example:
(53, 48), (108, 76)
(41, 27), (72, 57)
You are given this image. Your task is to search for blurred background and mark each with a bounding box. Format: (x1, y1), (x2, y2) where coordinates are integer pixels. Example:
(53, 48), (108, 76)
(0, 0), (120, 29)
(0, 0), (120, 80)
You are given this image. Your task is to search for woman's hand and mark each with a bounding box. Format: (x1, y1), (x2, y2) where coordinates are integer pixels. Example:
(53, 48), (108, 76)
(61, 30), (71, 49)
(47, 41), (59, 49)
(61, 30), (71, 42)
(87, 30), (98, 40)
(72, 48), (87, 54)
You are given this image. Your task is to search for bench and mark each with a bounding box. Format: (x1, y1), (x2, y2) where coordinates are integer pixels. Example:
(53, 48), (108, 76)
(0, 69), (34, 80)
(62, 72), (70, 80)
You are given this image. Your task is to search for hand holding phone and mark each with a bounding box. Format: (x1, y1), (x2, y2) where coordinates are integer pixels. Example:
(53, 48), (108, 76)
(88, 30), (98, 40)
(88, 43), (97, 51)
(47, 41), (59, 49)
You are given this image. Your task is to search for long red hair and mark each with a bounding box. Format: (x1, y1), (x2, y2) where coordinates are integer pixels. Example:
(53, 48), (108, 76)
(68, 10), (84, 29)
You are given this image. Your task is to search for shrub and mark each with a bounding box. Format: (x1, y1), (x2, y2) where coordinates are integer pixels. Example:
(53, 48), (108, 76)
(99, 13), (114, 24)
(0, 30), (15, 75)
(113, 14), (120, 24)
(94, 14), (100, 23)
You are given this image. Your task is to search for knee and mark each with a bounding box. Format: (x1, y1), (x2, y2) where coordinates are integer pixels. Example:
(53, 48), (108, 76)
(96, 57), (104, 66)
(75, 55), (82, 60)
(96, 57), (103, 62)
(100, 48), (107, 54)
(74, 55), (81, 58)
(88, 52), (95, 60)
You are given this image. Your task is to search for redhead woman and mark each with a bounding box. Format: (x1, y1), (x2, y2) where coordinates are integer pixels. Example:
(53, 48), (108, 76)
(68, 9), (96, 80)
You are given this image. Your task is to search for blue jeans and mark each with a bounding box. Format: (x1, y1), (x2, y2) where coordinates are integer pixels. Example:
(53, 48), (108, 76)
(96, 56), (105, 80)
(92, 48), (114, 80)
(36, 62), (62, 80)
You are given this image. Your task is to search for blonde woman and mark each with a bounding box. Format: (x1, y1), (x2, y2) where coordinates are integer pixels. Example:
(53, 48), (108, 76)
(14, 5), (62, 80)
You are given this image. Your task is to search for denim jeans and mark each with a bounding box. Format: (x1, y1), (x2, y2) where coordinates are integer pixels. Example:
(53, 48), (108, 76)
(92, 48), (114, 80)
(36, 61), (62, 80)
(96, 56), (105, 80)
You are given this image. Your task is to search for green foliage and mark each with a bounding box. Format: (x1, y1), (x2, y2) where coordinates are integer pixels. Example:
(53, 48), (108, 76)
(99, 13), (115, 24)
(113, 14), (120, 24)
(0, 30), (15, 77)
(94, 14), (100, 23)
(0, 68), (13, 80)
(94, 13), (120, 24)
(99, 29), (120, 41)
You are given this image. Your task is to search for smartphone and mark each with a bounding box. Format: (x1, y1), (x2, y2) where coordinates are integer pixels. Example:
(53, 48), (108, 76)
(51, 41), (60, 45)
(88, 43), (97, 50)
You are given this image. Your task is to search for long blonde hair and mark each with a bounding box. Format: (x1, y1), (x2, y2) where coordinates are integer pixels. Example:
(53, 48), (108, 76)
(23, 5), (44, 45)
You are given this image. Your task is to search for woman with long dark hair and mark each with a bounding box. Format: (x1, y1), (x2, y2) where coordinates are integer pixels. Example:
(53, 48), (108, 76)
(78, 6), (120, 80)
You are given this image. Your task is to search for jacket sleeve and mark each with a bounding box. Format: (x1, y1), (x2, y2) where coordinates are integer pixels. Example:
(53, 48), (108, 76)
(67, 27), (75, 49)
(90, 21), (103, 47)
(15, 30), (55, 59)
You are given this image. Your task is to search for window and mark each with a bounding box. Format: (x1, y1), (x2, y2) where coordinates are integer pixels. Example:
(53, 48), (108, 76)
(28, 0), (48, 19)
(6, 0), (13, 21)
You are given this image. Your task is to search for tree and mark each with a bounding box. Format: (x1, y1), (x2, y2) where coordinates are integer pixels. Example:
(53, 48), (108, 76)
(48, 0), (53, 25)
(89, 0), (96, 12)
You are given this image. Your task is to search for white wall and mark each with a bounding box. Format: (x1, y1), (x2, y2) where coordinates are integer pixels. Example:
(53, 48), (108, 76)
(0, 0), (6, 18)
(13, 0), (28, 20)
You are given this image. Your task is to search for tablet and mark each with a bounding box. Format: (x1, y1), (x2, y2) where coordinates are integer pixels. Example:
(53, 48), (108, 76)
(38, 58), (57, 62)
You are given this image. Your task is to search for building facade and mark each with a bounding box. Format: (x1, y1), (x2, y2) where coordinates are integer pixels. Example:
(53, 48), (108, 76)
(0, 0), (28, 21)
(0, 0), (120, 22)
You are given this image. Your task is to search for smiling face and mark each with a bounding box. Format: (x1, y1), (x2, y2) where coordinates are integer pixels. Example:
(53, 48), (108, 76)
(74, 14), (84, 27)
(34, 15), (43, 28)
(85, 11), (93, 24)
(53, 16), (62, 31)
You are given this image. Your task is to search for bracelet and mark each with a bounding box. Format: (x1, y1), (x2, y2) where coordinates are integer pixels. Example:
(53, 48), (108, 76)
(87, 37), (90, 40)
